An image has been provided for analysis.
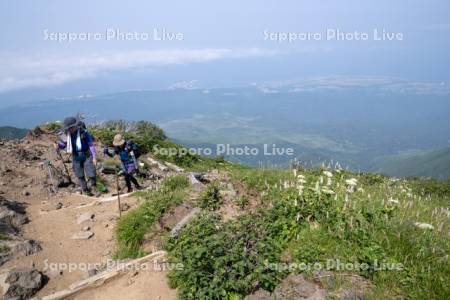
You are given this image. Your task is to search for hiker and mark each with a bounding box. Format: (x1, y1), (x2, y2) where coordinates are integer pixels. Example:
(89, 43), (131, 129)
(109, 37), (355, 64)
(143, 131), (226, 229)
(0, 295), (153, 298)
(103, 134), (142, 193)
(54, 117), (97, 195)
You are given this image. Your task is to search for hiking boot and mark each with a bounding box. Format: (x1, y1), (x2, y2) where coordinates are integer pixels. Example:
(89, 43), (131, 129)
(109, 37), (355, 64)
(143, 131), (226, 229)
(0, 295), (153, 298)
(135, 185), (143, 191)
(127, 187), (133, 193)
(83, 189), (94, 197)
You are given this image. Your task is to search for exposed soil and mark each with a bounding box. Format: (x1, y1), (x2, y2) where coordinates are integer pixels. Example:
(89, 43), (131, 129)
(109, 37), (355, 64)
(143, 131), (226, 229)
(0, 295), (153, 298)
(0, 132), (177, 299)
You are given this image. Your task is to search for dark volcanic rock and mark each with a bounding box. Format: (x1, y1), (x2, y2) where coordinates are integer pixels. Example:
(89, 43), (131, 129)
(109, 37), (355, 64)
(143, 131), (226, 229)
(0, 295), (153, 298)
(1, 267), (45, 300)
(0, 196), (28, 235)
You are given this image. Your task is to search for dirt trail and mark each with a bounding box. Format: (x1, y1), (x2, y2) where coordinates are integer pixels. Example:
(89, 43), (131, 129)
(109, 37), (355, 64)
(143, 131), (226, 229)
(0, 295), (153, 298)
(0, 134), (177, 299)
(71, 268), (176, 300)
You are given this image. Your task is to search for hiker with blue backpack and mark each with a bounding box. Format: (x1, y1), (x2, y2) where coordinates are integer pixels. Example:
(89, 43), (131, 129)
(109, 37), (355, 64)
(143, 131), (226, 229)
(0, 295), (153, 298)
(54, 116), (97, 195)
(103, 134), (142, 193)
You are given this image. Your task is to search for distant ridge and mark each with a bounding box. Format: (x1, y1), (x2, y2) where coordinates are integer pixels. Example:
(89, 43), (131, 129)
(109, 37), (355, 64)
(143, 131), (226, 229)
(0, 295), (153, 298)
(372, 147), (450, 180)
(0, 126), (28, 140)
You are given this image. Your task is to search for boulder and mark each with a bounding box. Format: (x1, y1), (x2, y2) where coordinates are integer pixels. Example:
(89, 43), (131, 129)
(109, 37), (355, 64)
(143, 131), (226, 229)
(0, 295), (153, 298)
(273, 275), (321, 300)
(170, 208), (201, 237)
(76, 212), (95, 224)
(12, 240), (42, 256)
(71, 231), (94, 240)
(0, 196), (28, 234)
(120, 203), (130, 212)
(245, 289), (274, 300)
(1, 267), (45, 300)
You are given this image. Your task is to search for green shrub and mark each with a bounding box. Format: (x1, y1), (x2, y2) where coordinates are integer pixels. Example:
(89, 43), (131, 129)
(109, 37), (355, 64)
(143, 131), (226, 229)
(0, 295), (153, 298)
(40, 121), (62, 132)
(233, 196), (249, 209)
(115, 176), (188, 258)
(165, 168), (450, 299)
(197, 181), (222, 210)
(165, 212), (287, 299)
(161, 175), (190, 192)
(410, 178), (450, 197)
(90, 120), (166, 153)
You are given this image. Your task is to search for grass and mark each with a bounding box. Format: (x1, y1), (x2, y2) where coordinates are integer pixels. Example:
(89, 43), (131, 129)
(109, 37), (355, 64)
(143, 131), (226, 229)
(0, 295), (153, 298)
(107, 124), (449, 298)
(0, 245), (9, 253)
(0, 233), (11, 241)
(115, 175), (189, 258)
(165, 167), (449, 299)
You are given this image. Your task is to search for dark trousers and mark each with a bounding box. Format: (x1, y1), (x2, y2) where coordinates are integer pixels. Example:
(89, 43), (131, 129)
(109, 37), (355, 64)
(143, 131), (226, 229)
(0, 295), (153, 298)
(124, 172), (139, 191)
(72, 156), (96, 191)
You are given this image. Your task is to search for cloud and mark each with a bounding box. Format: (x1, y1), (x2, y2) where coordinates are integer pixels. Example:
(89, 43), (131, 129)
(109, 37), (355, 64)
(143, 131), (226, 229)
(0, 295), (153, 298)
(169, 80), (199, 90)
(0, 48), (276, 93)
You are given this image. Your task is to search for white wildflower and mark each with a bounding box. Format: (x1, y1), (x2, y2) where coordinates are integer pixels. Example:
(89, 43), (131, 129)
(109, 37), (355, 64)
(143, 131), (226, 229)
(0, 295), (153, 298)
(414, 222), (434, 230)
(293, 169), (297, 177)
(321, 187), (335, 195)
(323, 171), (333, 178)
(315, 181), (320, 191)
(388, 198), (399, 205)
(345, 178), (358, 193)
(345, 178), (358, 186)
(297, 178), (306, 185)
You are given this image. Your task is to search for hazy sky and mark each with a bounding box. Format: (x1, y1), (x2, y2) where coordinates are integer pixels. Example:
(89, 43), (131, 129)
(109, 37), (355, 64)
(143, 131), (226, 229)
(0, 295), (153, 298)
(1, 0), (450, 101)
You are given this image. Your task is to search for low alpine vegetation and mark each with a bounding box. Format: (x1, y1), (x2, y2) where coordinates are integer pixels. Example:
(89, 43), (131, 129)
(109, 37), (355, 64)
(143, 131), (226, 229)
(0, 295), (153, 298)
(197, 181), (222, 211)
(115, 175), (189, 258)
(164, 167), (449, 299)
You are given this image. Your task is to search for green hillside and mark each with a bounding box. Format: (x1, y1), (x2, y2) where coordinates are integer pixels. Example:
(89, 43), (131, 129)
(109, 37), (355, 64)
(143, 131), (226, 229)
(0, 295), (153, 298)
(372, 148), (450, 180)
(0, 126), (28, 139)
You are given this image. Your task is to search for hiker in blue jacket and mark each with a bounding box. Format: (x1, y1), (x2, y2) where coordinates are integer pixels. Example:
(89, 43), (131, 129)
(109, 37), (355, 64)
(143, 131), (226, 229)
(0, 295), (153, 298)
(54, 117), (97, 195)
(103, 134), (142, 193)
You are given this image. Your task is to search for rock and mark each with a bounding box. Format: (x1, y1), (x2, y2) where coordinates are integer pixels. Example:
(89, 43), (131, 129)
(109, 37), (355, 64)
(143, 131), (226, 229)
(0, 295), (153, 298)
(0, 252), (12, 267)
(71, 231), (94, 240)
(165, 161), (184, 173)
(307, 289), (326, 300)
(81, 226), (91, 231)
(188, 172), (203, 185)
(170, 208), (201, 237)
(245, 289), (274, 300)
(187, 173), (205, 191)
(76, 212), (95, 224)
(21, 191), (30, 197)
(55, 202), (63, 210)
(120, 203), (130, 212)
(220, 183), (237, 200)
(0, 196), (28, 234)
(87, 268), (99, 277)
(1, 267), (45, 300)
(273, 275), (319, 300)
(12, 240), (42, 256)
(312, 270), (335, 287)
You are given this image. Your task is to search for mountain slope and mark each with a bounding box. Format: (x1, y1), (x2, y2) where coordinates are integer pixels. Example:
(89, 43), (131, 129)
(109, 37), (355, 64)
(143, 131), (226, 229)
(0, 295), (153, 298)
(372, 147), (450, 179)
(0, 126), (28, 139)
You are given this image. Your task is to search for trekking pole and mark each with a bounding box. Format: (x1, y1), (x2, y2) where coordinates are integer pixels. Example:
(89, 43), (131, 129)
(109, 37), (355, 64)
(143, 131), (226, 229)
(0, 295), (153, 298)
(116, 169), (122, 217)
(56, 148), (73, 183)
